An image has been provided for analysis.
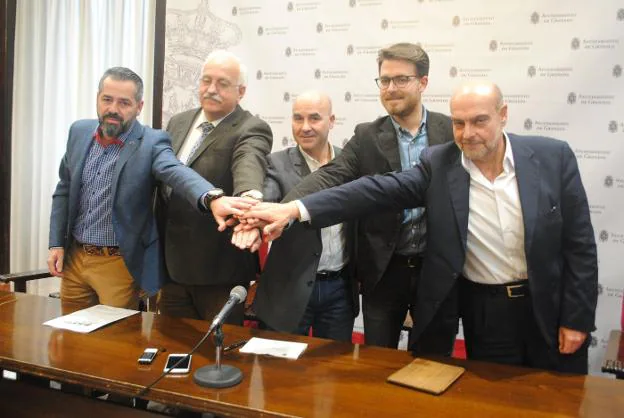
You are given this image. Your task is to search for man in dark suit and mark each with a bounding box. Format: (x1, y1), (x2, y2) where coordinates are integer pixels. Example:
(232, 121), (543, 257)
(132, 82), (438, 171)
(265, 43), (453, 350)
(242, 81), (598, 374)
(47, 67), (254, 309)
(232, 91), (358, 341)
(157, 50), (273, 323)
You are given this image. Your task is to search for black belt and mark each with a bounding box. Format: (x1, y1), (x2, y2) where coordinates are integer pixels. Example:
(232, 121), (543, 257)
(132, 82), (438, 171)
(461, 278), (529, 298)
(316, 268), (345, 280)
(392, 254), (423, 269)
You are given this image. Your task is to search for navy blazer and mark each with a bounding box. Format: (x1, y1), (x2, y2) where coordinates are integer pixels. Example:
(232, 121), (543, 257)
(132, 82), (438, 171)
(49, 119), (213, 294)
(300, 134), (598, 350)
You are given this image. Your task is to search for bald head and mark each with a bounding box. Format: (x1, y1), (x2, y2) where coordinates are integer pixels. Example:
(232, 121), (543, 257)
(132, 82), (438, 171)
(451, 81), (504, 111)
(449, 81), (508, 165)
(292, 90), (335, 156)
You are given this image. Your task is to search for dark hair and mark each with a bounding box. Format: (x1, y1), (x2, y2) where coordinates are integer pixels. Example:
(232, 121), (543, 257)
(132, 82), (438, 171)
(377, 43), (430, 77)
(98, 67), (144, 102)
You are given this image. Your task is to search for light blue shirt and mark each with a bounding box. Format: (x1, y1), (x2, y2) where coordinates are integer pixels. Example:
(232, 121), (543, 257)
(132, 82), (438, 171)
(390, 107), (428, 255)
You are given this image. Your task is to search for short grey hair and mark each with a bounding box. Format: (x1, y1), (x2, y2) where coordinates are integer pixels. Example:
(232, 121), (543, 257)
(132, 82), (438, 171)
(203, 50), (248, 87)
(98, 67), (143, 102)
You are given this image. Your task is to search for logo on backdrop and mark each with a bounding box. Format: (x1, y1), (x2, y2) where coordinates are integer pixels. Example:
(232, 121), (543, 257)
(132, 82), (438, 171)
(598, 283), (604, 295)
(527, 66), (536, 77)
(256, 70), (263, 80)
(347, 44), (354, 55)
(232, 6), (237, 16)
(449, 66), (458, 77)
(618, 8), (624, 21)
(285, 47), (292, 57)
(344, 91), (352, 102)
(283, 92), (291, 102)
(350, 0), (356, 7)
(452, 16), (460, 26)
(590, 336), (598, 348)
(282, 136), (289, 147)
(316, 22), (323, 33)
(531, 12), (539, 24)
(599, 230), (609, 242)
(609, 121), (619, 133)
(381, 19), (388, 30)
(571, 38), (580, 50)
(257, 26), (264, 36)
(614, 65), (622, 77)
(489, 40), (498, 51)
(524, 118), (533, 130)
(314, 69), (321, 79)
(605, 176), (614, 188)
(567, 92), (577, 104)
(287, 2), (293, 12)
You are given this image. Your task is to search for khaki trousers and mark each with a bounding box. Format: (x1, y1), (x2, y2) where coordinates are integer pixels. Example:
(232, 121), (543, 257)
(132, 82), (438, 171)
(60, 243), (140, 310)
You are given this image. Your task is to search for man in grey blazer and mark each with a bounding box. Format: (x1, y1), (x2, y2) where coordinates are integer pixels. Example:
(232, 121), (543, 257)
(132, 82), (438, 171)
(242, 81), (598, 374)
(239, 43), (454, 350)
(232, 91), (358, 341)
(157, 50), (272, 323)
(47, 67), (253, 310)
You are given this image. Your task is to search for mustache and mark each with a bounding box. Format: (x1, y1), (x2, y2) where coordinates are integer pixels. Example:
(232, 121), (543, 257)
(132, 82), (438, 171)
(102, 113), (122, 122)
(202, 93), (223, 103)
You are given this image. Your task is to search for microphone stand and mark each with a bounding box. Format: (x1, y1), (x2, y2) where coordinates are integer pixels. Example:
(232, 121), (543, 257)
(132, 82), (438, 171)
(193, 324), (243, 388)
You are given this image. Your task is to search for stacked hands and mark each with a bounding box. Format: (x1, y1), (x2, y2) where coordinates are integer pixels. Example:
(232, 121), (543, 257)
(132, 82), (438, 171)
(210, 197), (301, 252)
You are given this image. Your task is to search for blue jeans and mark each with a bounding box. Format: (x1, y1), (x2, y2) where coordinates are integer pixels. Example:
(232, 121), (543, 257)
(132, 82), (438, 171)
(296, 272), (354, 342)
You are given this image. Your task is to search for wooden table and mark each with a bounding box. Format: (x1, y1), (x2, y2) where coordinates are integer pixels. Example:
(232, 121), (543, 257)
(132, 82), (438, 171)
(1, 291), (623, 417)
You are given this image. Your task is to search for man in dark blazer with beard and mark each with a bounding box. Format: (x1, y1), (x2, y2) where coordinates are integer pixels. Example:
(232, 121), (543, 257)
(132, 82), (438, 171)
(156, 50), (272, 324)
(277, 43), (454, 351)
(232, 91), (358, 341)
(243, 81), (598, 374)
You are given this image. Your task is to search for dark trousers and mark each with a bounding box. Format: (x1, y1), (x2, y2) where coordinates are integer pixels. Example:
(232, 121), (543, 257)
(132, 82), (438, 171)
(159, 281), (247, 324)
(362, 254), (421, 348)
(460, 278), (588, 374)
(296, 270), (354, 342)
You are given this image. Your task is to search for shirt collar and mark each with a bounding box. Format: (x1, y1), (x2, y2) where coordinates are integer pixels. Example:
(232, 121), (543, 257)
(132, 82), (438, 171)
(390, 105), (428, 138)
(461, 131), (515, 174)
(298, 142), (335, 170)
(194, 109), (231, 131)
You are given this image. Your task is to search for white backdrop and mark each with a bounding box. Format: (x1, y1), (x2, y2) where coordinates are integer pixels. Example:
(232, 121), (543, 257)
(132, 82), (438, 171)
(163, 0), (624, 375)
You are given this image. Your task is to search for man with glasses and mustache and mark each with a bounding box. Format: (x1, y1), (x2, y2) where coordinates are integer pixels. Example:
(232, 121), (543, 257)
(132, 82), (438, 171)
(48, 67), (254, 310)
(156, 50), (272, 324)
(260, 43), (454, 352)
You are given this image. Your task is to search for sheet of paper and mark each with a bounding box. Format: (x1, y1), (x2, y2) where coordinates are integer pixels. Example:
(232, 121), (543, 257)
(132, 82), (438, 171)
(43, 304), (139, 333)
(239, 337), (307, 359)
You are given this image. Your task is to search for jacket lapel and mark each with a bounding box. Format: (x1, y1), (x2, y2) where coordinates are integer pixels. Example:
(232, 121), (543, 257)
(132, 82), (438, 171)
(446, 151), (470, 250)
(377, 117), (402, 172)
(112, 122), (143, 199)
(187, 106), (243, 166)
(426, 112), (448, 146)
(170, 109), (200, 154)
(290, 148), (311, 178)
(510, 135), (539, 255)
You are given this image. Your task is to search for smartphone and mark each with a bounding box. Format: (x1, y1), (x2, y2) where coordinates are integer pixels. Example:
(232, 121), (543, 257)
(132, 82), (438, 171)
(163, 353), (192, 374)
(138, 348), (158, 365)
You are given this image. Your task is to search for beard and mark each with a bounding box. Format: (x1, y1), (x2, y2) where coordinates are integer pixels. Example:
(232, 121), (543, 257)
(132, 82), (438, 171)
(99, 113), (129, 138)
(381, 94), (418, 118)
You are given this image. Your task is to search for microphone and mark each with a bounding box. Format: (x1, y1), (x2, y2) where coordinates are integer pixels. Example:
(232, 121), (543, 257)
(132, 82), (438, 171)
(209, 285), (247, 333)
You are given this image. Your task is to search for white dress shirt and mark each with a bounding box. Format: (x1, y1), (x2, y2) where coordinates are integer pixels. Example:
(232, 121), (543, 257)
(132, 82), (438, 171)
(461, 133), (528, 284)
(299, 144), (348, 272)
(176, 111), (226, 164)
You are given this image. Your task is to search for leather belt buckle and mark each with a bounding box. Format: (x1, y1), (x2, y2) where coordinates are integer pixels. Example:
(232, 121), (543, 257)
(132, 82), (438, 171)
(82, 244), (103, 256)
(506, 284), (525, 298)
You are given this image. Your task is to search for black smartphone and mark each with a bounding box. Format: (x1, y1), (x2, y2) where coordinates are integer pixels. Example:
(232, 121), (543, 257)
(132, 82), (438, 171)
(138, 348), (158, 365)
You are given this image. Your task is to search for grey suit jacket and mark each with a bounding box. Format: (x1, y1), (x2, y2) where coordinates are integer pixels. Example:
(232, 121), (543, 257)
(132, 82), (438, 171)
(300, 135), (598, 351)
(283, 111), (454, 295)
(158, 106), (273, 285)
(50, 119), (212, 294)
(255, 146), (359, 332)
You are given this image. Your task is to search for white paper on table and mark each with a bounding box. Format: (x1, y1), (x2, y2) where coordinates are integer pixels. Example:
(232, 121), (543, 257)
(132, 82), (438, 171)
(239, 337), (308, 359)
(43, 304), (139, 333)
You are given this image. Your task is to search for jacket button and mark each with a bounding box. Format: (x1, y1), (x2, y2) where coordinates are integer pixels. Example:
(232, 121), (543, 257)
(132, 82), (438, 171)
(313, 252), (320, 256)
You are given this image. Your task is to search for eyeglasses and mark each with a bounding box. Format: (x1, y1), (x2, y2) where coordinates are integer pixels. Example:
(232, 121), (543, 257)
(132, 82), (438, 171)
(375, 75), (419, 89)
(200, 77), (239, 90)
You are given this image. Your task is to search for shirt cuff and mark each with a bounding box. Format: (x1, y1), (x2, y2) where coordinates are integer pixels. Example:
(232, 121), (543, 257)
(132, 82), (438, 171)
(295, 200), (310, 222)
(241, 189), (264, 201)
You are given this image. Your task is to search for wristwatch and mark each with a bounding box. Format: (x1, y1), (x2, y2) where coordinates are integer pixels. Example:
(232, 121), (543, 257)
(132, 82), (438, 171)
(204, 188), (225, 206)
(241, 189), (263, 201)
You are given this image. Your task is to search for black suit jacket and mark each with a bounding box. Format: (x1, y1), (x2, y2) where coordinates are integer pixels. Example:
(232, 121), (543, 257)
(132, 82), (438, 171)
(300, 135), (598, 350)
(283, 111), (454, 295)
(254, 146), (359, 332)
(159, 106), (273, 285)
